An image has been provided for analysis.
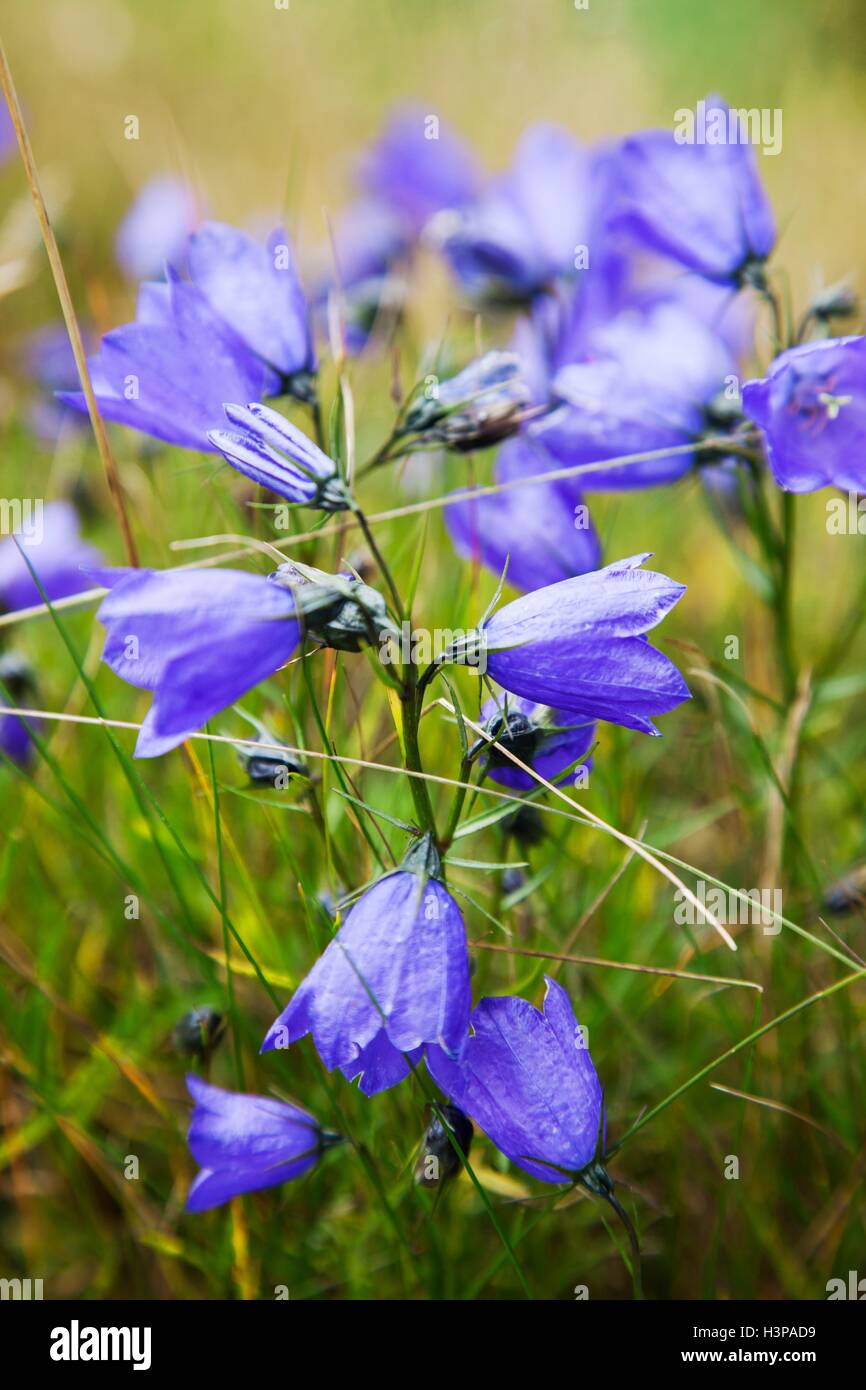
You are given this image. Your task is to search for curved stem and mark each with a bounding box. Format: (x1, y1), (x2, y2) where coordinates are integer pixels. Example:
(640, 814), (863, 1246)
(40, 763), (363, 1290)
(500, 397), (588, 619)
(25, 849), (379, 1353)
(604, 1191), (643, 1300)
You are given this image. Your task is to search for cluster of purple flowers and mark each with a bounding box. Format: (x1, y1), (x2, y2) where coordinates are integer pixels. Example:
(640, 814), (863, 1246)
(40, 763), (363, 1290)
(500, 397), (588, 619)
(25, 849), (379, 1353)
(9, 88), (862, 1239)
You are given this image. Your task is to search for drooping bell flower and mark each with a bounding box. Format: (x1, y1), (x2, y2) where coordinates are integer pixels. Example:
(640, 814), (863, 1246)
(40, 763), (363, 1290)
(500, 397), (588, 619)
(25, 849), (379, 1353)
(445, 435), (601, 592)
(402, 351), (532, 452)
(115, 175), (199, 282)
(531, 300), (735, 490)
(92, 566), (302, 757)
(185, 222), (316, 395)
(459, 553), (689, 737)
(742, 336), (866, 492)
(184, 1075), (339, 1212)
(261, 835), (471, 1097)
(0, 499), (103, 613)
(359, 103), (481, 237)
(58, 272), (274, 452)
(470, 692), (595, 792)
(611, 95), (776, 285)
(435, 125), (597, 304)
(209, 402), (350, 510)
(427, 977), (603, 1183)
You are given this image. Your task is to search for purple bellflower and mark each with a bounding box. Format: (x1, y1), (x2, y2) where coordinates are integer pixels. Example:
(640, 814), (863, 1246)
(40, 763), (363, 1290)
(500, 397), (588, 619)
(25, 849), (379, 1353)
(359, 103), (481, 237)
(0, 499), (103, 613)
(742, 336), (866, 492)
(611, 95), (776, 285)
(115, 175), (198, 282)
(435, 124), (597, 303)
(471, 691), (595, 792)
(445, 435), (601, 592)
(185, 222), (316, 393)
(185, 1075), (337, 1212)
(321, 107), (477, 355)
(262, 835), (471, 1097)
(209, 402), (349, 510)
(531, 300), (735, 490)
(464, 553), (689, 737)
(92, 566), (301, 758)
(427, 977), (603, 1183)
(58, 272), (274, 452)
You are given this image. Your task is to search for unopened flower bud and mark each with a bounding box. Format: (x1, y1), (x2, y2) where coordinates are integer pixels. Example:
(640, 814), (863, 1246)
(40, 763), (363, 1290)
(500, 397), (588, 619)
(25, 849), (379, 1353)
(270, 559), (392, 652)
(414, 1103), (473, 1187)
(403, 352), (532, 451)
(173, 1006), (226, 1059)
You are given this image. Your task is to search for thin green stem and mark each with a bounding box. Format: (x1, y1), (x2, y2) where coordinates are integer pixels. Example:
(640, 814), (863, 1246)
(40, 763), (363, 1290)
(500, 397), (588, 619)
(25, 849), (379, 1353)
(351, 502), (404, 620)
(610, 966), (866, 1155)
(401, 672), (438, 839)
(776, 490), (797, 702)
(440, 755), (473, 853)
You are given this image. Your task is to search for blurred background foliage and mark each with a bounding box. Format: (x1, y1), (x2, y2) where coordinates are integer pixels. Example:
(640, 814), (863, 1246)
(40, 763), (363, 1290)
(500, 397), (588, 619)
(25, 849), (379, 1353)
(1, 0), (866, 1300)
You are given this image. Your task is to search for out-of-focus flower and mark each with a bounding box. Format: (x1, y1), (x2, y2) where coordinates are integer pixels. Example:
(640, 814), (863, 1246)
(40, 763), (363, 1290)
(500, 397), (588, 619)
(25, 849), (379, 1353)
(414, 1103), (473, 1188)
(359, 103), (481, 237)
(24, 324), (92, 443)
(58, 272), (274, 452)
(434, 124), (598, 303)
(185, 222), (315, 393)
(184, 1075), (337, 1212)
(173, 1007), (226, 1059)
(0, 652), (37, 765)
(209, 403), (350, 511)
(471, 692), (595, 792)
(0, 499), (103, 613)
(262, 834), (471, 1097)
(611, 95), (776, 285)
(403, 351), (532, 451)
(532, 300), (735, 490)
(445, 435), (601, 592)
(92, 566), (301, 758)
(321, 106), (477, 356)
(322, 198), (410, 353)
(742, 336), (866, 492)
(457, 553), (689, 737)
(822, 865), (866, 916)
(804, 280), (858, 327)
(115, 175), (198, 282)
(0, 97), (14, 163)
(428, 977), (604, 1183)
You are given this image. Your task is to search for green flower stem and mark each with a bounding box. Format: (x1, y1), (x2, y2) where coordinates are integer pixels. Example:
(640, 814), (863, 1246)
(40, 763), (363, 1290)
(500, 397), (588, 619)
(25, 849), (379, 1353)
(350, 501), (405, 620)
(401, 670), (438, 840)
(775, 490), (797, 703)
(439, 754), (473, 853)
